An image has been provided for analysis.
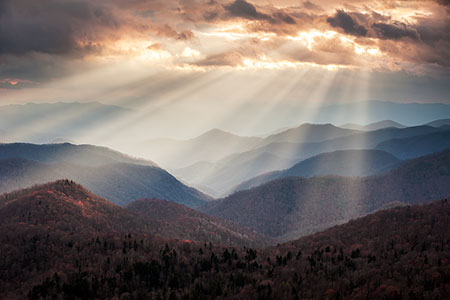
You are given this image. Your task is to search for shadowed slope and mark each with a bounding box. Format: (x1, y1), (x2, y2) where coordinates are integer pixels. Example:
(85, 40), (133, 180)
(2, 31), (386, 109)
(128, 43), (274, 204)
(0, 180), (155, 234)
(0, 143), (211, 207)
(201, 150), (450, 240)
(375, 130), (450, 160)
(426, 119), (450, 127)
(0, 180), (265, 248)
(176, 125), (444, 196)
(0, 158), (210, 208)
(127, 198), (272, 248)
(0, 143), (157, 167)
(2, 191), (449, 299)
(235, 149), (402, 192)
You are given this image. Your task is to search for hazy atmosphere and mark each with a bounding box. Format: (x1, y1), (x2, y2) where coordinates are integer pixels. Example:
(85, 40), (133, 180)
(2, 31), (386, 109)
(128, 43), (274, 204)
(1, 0), (449, 140)
(1, 1), (450, 299)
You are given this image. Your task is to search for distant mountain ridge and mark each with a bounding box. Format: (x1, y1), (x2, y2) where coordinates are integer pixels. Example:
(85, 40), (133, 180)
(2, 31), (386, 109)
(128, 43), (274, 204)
(375, 130), (450, 159)
(425, 118), (450, 127)
(235, 149), (402, 192)
(315, 100), (450, 125)
(171, 123), (362, 196)
(0, 143), (210, 207)
(175, 125), (445, 196)
(340, 120), (406, 131)
(256, 123), (359, 147)
(137, 128), (263, 169)
(0, 142), (157, 167)
(173, 151), (297, 197)
(201, 150), (450, 241)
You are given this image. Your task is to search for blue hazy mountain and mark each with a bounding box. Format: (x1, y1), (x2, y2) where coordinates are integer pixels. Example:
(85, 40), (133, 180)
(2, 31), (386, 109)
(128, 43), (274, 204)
(175, 125), (445, 196)
(426, 119), (450, 127)
(375, 130), (450, 160)
(315, 100), (450, 126)
(234, 149), (402, 192)
(340, 120), (406, 131)
(0, 143), (210, 207)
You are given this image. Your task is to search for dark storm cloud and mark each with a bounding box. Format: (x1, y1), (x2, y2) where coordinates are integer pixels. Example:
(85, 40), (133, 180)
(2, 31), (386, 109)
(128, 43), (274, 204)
(327, 10), (368, 36)
(217, 0), (297, 25)
(372, 22), (419, 40)
(302, 1), (323, 12)
(0, 0), (198, 87)
(435, 0), (450, 6)
(0, 0), (195, 57)
(325, 7), (450, 69)
(1, 0), (449, 83)
(224, 0), (271, 21)
(0, 0), (119, 56)
(327, 10), (420, 41)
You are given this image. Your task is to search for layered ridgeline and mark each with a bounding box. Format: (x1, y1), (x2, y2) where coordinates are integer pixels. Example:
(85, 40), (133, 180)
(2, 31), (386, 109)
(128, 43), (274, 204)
(201, 150), (450, 241)
(136, 129), (263, 169)
(0, 180), (267, 248)
(235, 149), (402, 192)
(237, 130), (450, 192)
(171, 124), (360, 197)
(375, 130), (450, 160)
(425, 118), (450, 127)
(0, 142), (157, 167)
(0, 143), (209, 207)
(1, 180), (448, 298)
(255, 123), (359, 147)
(340, 120), (406, 131)
(127, 198), (271, 248)
(173, 125), (447, 196)
(133, 120), (359, 170)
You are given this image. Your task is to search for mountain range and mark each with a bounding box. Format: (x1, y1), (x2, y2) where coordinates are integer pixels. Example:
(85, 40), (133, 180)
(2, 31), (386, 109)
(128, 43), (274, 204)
(313, 100), (450, 125)
(340, 120), (406, 131)
(234, 149), (402, 192)
(174, 124), (447, 196)
(137, 129), (263, 169)
(0, 142), (157, 167)
(375, 130), (450, 160)
(1, 178), (448, 299)
(0, 143), (209, 207)
(0, 180), (265, 247)
(3, 100), (449, 143)
(201, 150), (450, 241)
(256, 123), (358, 147)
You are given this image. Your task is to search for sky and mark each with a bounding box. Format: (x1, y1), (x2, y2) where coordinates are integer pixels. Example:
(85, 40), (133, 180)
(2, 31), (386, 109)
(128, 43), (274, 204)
(0, 0), (449, 138)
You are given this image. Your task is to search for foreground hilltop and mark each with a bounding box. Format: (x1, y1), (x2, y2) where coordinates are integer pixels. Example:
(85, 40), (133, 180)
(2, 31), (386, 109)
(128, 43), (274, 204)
(1, 181), (448, 298)
(127, 198), (271, 248)
(0, 180), (266, 248)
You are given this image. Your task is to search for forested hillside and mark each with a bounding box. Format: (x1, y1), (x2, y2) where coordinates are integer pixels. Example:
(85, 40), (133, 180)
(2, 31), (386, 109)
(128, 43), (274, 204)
(1, 181), (448, 299)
